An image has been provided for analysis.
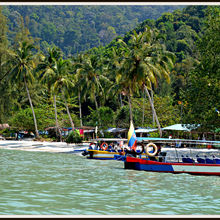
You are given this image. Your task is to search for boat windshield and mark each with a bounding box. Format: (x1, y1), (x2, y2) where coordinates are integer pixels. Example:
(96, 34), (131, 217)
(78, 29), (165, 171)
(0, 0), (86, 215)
(161, 148), (220, 163)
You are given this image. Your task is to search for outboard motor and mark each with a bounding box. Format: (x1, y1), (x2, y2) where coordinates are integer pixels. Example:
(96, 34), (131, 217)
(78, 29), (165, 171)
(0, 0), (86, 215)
(82, 150), (89, 156)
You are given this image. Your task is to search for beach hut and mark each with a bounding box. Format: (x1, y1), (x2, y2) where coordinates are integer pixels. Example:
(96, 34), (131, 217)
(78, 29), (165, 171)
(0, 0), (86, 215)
(75, 126), (96, 139)
(0, 124), (9, 130)
(162, 124), (200, 139)
(0, 124), (10, 140)
(135, 127), (158, 137)
(105, 127), (128, 138)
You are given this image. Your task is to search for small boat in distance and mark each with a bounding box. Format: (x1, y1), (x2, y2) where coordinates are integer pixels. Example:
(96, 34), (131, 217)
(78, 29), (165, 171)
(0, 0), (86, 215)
(82, 121), (151, 160)
(81, 138), (148, 160)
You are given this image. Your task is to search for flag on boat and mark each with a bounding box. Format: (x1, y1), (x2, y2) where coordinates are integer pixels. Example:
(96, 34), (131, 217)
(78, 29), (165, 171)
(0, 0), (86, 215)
(127, 121), (137, 150)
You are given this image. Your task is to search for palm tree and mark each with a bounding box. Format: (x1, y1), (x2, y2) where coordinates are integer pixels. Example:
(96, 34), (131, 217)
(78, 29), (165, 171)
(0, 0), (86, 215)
(141, 29), (175, 137)
(52, 58), (76, 131)
(71, 53), (87, 127)
(7, 41), (40, 138)
(74, 53), (107, 126)
(72, 50), (112, 127)
(114, 31), (147, 123)
(106, 47), (126, 109)
(37, 47), (63, 141)
(115, 27), (175, 137)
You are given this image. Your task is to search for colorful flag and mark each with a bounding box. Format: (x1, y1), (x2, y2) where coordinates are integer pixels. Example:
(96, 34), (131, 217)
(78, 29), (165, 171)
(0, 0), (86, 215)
(79, 129), (84, 137)
(127, 121), (137, 150)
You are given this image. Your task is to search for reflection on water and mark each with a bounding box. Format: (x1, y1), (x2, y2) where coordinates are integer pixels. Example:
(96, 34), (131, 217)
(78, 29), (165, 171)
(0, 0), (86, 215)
(0, 149), (220, 215)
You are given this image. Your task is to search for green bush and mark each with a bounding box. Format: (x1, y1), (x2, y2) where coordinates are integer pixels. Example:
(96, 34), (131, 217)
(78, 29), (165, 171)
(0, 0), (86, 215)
(149, 131), (160, 138)
(0, 128), (16, 137)
(66, 130), (82, 143)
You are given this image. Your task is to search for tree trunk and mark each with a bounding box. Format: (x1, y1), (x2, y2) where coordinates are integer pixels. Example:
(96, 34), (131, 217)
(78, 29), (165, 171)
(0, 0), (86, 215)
(142, 90), (146, 127)
(94, 92), (101, 125)
(78, 90), (83, 127)
(53, 94), (62, 142)
(144, 85), (162, 137)
(127, 94), (133, 123)
(119, 93), (123, 107)
(0, 68), (13, 82)
(64, 98), (75, 131)
(150, 83), (155, 126)
(94, 92), (99, 111)
(24, 78), (39, 139)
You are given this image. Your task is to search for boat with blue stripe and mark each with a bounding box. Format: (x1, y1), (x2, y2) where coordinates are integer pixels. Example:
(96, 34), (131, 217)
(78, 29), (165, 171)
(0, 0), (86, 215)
(114, 138), (220, 176)
(123, 155), (220, 176)
(81, 138), (148, 160)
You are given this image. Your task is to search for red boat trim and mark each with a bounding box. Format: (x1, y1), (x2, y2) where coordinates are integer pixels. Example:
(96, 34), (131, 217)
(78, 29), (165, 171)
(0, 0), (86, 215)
(126, 156), (220, 167)
(137, 170), (220, 176)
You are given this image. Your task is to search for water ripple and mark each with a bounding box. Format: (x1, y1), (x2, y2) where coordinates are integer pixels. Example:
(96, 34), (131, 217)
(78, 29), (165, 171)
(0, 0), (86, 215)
(0, 149), (220, 215)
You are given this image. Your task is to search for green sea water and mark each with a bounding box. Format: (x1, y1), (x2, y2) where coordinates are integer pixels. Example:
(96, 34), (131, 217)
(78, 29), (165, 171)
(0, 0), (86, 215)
(0, 148), (220, 216)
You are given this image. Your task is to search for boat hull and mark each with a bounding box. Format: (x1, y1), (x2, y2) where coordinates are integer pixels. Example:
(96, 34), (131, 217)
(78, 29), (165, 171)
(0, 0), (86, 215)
(125, 157), (220, 176)
(86, 150), (121, 160)
(86, 150), (148, 160)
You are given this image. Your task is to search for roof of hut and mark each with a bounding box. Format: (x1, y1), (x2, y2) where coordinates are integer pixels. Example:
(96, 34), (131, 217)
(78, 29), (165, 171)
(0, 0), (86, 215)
(0, 124), (10, 130)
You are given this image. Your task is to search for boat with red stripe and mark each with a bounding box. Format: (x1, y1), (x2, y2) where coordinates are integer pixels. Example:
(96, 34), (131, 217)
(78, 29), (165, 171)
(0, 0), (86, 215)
(124, 156), (220, 176)
(114, 137), (220, 176)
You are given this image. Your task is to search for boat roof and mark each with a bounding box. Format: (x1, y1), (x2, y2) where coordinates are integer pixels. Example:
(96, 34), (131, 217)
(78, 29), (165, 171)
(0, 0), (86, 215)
(137, 137), (220, 146)
(90, 138), (127, 142)
(90, 137), (220, 146)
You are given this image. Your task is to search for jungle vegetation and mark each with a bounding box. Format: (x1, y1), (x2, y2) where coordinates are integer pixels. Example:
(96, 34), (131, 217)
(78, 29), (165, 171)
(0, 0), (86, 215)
(0, 5), (219, 140)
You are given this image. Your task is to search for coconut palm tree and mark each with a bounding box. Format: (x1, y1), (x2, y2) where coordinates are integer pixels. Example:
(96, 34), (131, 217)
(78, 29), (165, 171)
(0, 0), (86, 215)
(106, 47), (126, 109)
(141, 29), (175, 137)
(7, 41), (40, 138)
(71, 53), (87, 127)
(115, 27), (175, 137)
(74, 53), (108, 126)
(72, 50), (112, 127)
(37, 47), (63, 141)
(52, 58), (76, 131)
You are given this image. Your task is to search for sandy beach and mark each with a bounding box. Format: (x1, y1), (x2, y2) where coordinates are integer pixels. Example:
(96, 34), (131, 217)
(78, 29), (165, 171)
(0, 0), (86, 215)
(0, 140), (89, 153)
(1, 139), (218, 155)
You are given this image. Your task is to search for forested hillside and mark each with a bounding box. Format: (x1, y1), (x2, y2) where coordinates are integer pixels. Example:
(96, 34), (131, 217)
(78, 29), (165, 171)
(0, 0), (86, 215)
(2, 5), (184, 55)
(0, 5), (219, 141)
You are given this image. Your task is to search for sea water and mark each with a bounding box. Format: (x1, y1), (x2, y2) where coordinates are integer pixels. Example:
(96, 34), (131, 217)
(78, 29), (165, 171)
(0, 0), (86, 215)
(0, 148), (220, 215)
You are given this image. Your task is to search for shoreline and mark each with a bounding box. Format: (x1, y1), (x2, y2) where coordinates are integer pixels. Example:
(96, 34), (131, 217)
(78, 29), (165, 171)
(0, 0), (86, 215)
(1, 139), (218, 155)
(0, 140), (89, 153)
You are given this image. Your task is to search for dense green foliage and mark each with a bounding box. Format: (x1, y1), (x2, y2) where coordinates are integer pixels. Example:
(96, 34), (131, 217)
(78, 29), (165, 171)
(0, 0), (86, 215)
(2, 5), (184, 55)
(66, 130), (82, 143)
(182, 7), (220, 132)
(0, 5), (219, 140)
